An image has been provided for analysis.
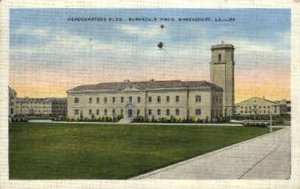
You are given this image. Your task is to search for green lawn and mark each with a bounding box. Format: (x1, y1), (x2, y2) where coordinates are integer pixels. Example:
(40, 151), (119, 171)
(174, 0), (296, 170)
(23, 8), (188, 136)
(9, 123), (272, 179)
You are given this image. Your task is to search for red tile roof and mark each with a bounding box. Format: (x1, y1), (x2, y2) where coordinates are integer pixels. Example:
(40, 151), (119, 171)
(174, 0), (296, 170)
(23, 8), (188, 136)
(68, 80), (223, 93)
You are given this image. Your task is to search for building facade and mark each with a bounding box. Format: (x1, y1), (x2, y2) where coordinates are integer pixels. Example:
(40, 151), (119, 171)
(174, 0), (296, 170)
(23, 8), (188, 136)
(48, 98), (68, 117)
(210, 43), (235, 116)
(15, 98), (52, 116)
(9, 87), (17, 117)
(67, 80), (223, 121)
(235, 97), (289, 115)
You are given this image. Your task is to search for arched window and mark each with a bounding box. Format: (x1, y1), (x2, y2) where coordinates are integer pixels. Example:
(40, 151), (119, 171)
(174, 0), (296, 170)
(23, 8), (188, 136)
(218, 54), (222, 61)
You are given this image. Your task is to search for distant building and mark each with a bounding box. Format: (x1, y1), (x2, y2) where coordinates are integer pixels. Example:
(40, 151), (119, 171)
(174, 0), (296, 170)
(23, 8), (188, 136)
(48, 98), (67, 117)
(9, 86), (17, 117)
(286, 100), (291, 114)
(235, 97), (289, 115)
(67, 80), (223, 121)
(15, 98), (52, 116)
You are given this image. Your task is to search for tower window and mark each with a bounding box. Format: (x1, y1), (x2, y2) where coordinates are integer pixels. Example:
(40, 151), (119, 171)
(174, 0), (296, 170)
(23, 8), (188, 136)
(218, 54), (222, 61)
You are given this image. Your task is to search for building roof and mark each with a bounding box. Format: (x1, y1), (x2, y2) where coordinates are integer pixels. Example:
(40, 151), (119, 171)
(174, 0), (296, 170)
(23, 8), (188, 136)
(235, 97), (276, 105)
(211, 43), (234, 50)
(67, 80), (223, 93)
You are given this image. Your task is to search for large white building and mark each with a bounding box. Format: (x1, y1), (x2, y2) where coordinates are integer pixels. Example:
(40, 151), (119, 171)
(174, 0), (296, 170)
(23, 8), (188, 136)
(67, 43), (236, 122)
(67, 80), (223, 121)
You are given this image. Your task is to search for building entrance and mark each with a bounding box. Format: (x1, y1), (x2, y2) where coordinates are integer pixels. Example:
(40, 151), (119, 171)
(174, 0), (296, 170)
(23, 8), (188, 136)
(128, 109), (133, 117)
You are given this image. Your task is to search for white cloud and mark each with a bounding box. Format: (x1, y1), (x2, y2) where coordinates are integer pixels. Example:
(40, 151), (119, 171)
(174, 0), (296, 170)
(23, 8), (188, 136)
(13, 26), (51, 37)
(117, 24), (161, 38)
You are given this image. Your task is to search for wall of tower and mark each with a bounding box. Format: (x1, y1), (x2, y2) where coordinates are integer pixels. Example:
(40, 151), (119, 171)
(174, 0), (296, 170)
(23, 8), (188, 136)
(210, 45), (235, 116)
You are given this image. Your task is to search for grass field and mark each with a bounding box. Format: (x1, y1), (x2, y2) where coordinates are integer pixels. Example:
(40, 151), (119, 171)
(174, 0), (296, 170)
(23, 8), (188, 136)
(9, 122), (273, 179)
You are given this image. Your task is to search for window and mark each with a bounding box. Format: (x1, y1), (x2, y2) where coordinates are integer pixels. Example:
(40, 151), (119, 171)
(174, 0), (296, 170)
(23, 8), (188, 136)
(176, 109), (180, 116)
(137, 97), (141, 103)
(112, 97), (116, 103)
(166, 96), (170, 102)
(112, 109), (115, 115)
(268, 106), (270, 109)
(89, 109), (92, 115)
(241, 110), (243, 113)
(195, 109), (201, 115)
(121, 97), (124, 103)
(96, 109), (99, 115)
(89, 97), (92, 104)
(121, 109), (123, 116)
(96, 97), (100, 103)
(74, 109), (79, 115)
(104, 97), (108, 104)
(148, 96), (152, 102)
(157, 109), (161, 116)
(74, 97), (79, 103)
(166, 109), (170, 116)
(137, 109), (140, 116)
(157, 96), (161, 103)
(129, 96), (132, 103)
(218, 53), (221, 61)
(176, 96), (180, 102)
(148, 109), (152, 115)
(195, 95), (201, 102)
(259, 106), (261, 108)
(104, 109), (107, 116)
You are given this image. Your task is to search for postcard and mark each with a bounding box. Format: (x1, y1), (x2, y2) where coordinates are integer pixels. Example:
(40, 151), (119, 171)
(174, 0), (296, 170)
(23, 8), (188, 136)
(1, 1), (299, 189)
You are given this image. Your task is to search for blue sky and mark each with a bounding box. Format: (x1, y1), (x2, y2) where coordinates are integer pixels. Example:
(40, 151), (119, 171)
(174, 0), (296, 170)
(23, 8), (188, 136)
(9, 9), (290, 101)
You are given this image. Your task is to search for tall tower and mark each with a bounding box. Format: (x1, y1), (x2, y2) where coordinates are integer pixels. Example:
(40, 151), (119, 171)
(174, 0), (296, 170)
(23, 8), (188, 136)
(210, 43), (235, 116)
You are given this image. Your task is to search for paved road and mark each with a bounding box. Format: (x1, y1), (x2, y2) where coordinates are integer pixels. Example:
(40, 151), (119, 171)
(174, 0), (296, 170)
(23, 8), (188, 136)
(132, 127), (290, 179)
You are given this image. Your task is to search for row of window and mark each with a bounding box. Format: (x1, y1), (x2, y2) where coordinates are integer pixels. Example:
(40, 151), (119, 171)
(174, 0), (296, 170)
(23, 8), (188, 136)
(239, 110), (277, 114)
(74, 108), (202, 116)
(74, 95), (204, 104)
(238, 105), (271, 109)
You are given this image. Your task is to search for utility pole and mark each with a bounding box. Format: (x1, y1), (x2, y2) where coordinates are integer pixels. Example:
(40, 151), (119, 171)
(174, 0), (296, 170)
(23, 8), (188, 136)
(269, 110), (273, 132)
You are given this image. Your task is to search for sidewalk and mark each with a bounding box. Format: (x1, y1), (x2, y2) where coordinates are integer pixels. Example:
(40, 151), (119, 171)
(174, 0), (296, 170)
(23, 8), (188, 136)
(28, 120), (243, 126)
(131, 127), (290, 179)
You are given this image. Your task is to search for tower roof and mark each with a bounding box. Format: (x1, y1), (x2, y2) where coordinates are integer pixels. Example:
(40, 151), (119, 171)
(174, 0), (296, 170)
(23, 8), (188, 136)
(211, 43), (234, 50)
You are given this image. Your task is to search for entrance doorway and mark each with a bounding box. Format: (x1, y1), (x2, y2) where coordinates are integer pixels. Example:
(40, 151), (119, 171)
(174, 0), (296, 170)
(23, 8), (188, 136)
(128, 109), (133, 118)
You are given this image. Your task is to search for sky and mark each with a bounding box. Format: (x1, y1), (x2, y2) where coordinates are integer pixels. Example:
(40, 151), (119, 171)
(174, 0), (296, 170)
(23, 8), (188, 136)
(9, 9), (290, 102)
